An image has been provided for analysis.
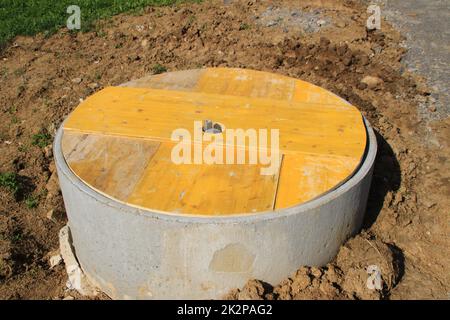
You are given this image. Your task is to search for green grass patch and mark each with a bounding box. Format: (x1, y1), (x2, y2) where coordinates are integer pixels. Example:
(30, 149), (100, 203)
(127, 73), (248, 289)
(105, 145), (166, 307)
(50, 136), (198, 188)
(10, 230), (23, 243)
(151, 63), (167, 74)
(18, 144), (29, 153)
(8, 105), (17, 114)
(239, 23), (250, 30)
(25, 194), (39, 209)
(0, 172), (21, 196)
(0, 0), (198, 48)
(31, 131), (51, 148)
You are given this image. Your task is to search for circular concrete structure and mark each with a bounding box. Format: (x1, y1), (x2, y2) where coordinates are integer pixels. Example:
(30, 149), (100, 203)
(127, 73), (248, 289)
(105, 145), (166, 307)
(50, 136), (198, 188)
(55, 68), (377, 299)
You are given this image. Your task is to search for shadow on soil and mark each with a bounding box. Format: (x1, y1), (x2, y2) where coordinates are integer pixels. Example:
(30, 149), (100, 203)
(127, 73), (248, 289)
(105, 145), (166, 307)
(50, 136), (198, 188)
(363, 130), (406, 288)
(363, 130), (401, 229)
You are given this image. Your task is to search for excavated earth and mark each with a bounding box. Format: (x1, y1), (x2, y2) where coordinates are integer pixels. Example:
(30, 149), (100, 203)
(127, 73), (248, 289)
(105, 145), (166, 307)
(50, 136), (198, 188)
(0, 0), (448, 299)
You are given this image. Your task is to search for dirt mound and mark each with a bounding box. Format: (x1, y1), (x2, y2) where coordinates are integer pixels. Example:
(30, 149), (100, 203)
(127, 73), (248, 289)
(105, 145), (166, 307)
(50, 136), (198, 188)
(0, 0), (448, 299)
(226, 233), (402, 300)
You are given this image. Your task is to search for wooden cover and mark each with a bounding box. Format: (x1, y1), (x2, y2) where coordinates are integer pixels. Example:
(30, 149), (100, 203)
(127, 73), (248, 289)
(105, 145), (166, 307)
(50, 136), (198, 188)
(61, 68), (366, 216)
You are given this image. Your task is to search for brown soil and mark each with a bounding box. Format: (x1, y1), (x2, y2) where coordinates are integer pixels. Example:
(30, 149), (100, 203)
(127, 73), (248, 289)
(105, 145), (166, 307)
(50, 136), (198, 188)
(0, 0), (448, 299)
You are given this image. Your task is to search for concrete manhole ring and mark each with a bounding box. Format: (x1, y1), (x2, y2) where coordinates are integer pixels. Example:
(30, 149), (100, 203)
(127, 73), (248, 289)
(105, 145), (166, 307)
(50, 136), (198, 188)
(55, 68), (377, 299)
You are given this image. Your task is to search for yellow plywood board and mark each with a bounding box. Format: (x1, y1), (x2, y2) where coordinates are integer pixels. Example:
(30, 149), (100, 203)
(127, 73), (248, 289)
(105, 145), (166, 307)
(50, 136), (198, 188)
(64, 87), (365, 158)
(275, 153), (360, 209)
(62, 68), (367, 216)
(195, 68), (350, 106)
(62, 132), (160, 201)
(127, 143), (280, 215)
(194, 68), (297, 101)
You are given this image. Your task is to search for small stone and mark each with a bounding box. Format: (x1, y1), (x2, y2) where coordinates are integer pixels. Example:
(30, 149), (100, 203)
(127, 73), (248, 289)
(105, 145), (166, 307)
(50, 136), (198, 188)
(59, 225), (98, 296)
(372, 45), (383, 55)
(428, 105), (436, 112)
(88, 83), (99, 90)
(358, 55), (370, 66)
(361, 76), (384, 89)
(71, 77), (82, 84)
(336, 44), (348, 56)
(342, 51), (353, 66)
(317, 19), (326, 26)
(63, 295), (74, 300)
(44, 145), (53, 158)
(319, 37), (330, 48)
(46, 209), (55, 220)
(47, 123), (56, 135)
(49, 252), (62, 268)
(336, 21), (347, 28)
(45, 171), (60, 200)
(343, 57), (352, 66)
(47, 209), (63, 222)
(49, 161), (56, 173)
(310, 267), (323, 278)
(141, 39), (148, 48)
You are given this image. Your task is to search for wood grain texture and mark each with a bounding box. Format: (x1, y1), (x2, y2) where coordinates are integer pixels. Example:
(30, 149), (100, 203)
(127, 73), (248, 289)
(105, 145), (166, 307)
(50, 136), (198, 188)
(127, 143), (280, 215)
(64, 86), (365, 158)
(275, 153), (361, 209)
(63, 132), (160, 202)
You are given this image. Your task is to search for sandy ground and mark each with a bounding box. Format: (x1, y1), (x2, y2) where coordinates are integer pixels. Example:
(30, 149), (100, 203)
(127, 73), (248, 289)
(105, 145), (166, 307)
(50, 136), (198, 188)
(0, 0), (448, 299)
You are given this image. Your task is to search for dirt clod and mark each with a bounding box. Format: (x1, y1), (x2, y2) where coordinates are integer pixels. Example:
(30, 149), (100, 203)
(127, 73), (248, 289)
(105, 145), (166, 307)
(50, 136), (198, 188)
(71, 78), (82, 84)
(361, 75), (384, 90)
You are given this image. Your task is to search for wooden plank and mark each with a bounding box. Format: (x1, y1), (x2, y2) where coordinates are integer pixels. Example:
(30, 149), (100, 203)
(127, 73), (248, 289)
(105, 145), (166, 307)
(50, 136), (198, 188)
(275, 153), (361, 209)
(194, 68), (297, 101)
(122, 69), (204, 91)
(63, 86), (366, 159)
(63, 132), (160, 201)
(293, 79), (351, 106)
(127, 143), (281, 215)
(61, 131), (88, 159)
(195, 68), (350, 106)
